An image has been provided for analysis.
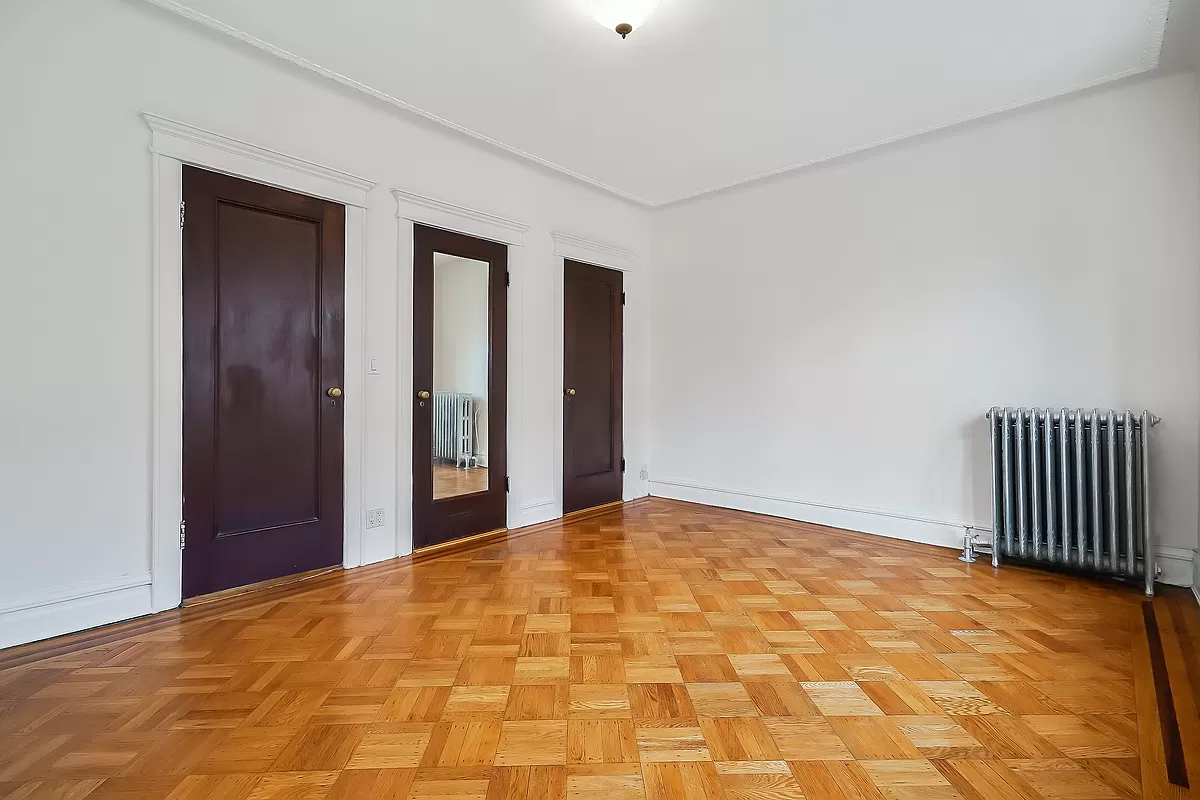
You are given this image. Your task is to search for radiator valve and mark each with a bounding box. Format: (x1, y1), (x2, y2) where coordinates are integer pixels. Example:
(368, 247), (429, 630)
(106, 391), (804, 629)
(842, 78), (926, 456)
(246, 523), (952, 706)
(958, 527), (980, 564)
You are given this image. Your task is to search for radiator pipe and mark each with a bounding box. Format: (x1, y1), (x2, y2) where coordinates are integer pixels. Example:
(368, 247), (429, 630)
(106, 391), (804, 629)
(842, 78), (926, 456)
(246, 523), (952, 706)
(1059, 408), (1071, 566)
(1073, 411), (1086, 569)
(988, 408), (1002, 568)
(1105, 410), (1118, 573)
(1123, 411), (1136, 577)
(1089, 410), (1102, 571)
(1016, 408), (1029, 559)
(1030, 408), (1042, 559)
(1141, 410), (1154, 596)
(1044, 409), (1057, 564)
(1002, 408), (1014, 560)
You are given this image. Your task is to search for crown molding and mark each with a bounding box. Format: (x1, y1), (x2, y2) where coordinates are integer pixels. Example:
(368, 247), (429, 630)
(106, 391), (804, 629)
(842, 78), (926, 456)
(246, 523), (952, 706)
(143, 113), (375, 206)
(551, 232), (638, 272)
(138, 0), (653, 208)
(662, 68), (1164, 207)
(393, 189), (528, 247)
(140, 0), (1171, 210)
(1142, 0), (1171, 69)
(658, 1), (1172, 206)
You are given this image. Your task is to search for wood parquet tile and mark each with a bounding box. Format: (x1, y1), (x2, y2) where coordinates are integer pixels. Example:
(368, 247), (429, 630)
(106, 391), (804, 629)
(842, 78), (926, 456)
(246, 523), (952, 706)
(1, 498), (1197, 799)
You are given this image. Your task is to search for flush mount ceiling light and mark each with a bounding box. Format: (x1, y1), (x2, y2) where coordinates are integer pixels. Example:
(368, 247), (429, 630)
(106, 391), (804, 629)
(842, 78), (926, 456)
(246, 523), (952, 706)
(590, 0), (661, 38)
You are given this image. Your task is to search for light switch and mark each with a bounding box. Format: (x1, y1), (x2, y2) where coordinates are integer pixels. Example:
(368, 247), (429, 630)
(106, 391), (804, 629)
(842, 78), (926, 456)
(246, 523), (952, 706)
(368, 356), (380, 375)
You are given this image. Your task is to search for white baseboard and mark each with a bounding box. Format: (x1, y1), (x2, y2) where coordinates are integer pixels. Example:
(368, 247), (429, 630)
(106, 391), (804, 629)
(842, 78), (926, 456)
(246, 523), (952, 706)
(649, 478), (1195, 587)
(650, 478), (977, 551)
(0, 574), (153, 650)
(1155, 546), (1195, 588)
(0, 499), (1183, 653)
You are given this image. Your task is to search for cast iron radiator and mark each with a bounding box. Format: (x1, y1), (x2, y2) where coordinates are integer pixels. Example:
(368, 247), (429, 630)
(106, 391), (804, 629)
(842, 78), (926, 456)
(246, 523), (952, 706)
(434, 392), (475, 468)
(986, 407), (1159, 595)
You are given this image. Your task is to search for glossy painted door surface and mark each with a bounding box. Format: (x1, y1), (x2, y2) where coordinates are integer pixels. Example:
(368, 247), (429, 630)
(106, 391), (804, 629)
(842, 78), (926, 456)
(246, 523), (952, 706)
(563, 260), (623, 514)
(413, 224), (508, 549)
(182, 166), (345, 598)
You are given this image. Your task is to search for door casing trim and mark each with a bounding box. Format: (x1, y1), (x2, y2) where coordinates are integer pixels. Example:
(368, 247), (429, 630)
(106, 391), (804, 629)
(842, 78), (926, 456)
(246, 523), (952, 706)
(145, 112), (374, 613)
(393, 189), (528, 558)
(549, 233), (637, 523)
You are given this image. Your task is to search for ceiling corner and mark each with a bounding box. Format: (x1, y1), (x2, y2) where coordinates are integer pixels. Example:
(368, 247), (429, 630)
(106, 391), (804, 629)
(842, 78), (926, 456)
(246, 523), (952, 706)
(1143, 0), (1174, 69)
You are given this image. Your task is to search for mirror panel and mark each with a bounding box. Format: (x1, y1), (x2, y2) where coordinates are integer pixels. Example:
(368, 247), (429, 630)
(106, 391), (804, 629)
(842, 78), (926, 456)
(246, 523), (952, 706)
(431, 252), (490, 501)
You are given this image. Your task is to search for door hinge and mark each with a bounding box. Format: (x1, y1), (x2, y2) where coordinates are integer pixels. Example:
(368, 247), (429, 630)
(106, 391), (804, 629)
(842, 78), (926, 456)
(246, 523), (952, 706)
(621, 291), (626, 305)
(179, 200), (186, 231)
(179, 520), (186, 549)
(505, 477), (511, 493)
(506, 271), (511, 287)
(621, 458), (626, 473)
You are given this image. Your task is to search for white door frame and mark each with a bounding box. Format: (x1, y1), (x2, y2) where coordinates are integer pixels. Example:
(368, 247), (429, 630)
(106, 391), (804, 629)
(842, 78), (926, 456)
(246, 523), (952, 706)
(145, 113), (374, 612)
(392, 189), (529, 558)
(550, 233), (638, 519)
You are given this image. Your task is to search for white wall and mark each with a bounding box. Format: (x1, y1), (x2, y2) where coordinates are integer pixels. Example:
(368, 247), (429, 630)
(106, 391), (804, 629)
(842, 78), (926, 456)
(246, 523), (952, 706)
(651, 72), (1200, 585)
(1194, 41), (1200, 598)
(2, 0), (1195, 650)
(433, 255), (491, 460)
(0, 0), (652, 647)
(1193, 2), (1200, 598)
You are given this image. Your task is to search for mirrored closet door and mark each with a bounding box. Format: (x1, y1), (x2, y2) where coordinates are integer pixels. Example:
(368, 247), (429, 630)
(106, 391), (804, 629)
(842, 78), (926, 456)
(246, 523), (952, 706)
(412, 224), (507, 549)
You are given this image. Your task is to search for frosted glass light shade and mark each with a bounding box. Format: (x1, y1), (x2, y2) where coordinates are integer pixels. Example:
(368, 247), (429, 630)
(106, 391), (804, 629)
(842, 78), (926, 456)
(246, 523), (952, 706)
(590, 0), (661, 36)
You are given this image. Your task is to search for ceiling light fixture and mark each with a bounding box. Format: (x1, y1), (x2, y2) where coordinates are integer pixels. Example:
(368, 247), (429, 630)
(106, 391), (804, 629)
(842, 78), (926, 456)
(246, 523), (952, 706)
(590, 0), (660, 38)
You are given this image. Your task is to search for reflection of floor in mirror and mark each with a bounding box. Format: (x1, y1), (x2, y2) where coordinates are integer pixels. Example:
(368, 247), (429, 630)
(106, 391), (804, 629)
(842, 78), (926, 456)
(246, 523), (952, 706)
(433, 463), (488, 499)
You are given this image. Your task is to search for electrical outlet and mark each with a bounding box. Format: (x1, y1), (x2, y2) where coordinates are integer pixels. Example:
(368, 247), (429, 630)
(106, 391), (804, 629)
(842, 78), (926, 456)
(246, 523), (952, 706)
(366, 508), (385, 529)
(639, 468), (649, 481)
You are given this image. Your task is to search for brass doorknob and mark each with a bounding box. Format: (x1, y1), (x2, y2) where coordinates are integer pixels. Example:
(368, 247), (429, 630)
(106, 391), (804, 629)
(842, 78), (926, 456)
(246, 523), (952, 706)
(418, 390), (431, 400)
(565, 388), (577, 396)
(327, 387), (343, 398)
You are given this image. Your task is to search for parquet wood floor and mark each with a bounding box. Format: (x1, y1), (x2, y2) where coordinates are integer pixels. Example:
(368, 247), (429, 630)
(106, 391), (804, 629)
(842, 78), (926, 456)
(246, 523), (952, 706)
(1, 498), (1197, 800)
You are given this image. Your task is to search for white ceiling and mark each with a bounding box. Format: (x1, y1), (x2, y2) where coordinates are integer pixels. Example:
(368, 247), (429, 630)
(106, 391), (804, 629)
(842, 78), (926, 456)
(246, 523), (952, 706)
(152, 0), (1172, 206)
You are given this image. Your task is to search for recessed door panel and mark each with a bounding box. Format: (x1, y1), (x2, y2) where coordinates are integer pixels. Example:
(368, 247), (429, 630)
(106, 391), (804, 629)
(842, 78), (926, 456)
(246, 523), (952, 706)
(214, 206), (322, 535)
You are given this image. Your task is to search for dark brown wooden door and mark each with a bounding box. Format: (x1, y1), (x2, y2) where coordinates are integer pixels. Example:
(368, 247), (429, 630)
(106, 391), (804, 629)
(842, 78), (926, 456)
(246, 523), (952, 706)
(563, 260), (623, 514)
(182, 166), (345, 599)
(413, 225), (508, 549)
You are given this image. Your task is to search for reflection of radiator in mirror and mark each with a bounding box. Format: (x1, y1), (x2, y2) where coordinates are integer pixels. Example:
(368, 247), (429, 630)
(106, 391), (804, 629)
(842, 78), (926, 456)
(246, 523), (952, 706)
(434, 392), (474, 468)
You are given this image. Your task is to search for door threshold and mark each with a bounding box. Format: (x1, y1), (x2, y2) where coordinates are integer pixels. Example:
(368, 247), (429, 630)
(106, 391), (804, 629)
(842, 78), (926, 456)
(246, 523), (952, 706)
(562, 500), (625, 524)
(413, 527), (509, 562)
(183, 566), (342, 607)
(409, 500), (641, 564)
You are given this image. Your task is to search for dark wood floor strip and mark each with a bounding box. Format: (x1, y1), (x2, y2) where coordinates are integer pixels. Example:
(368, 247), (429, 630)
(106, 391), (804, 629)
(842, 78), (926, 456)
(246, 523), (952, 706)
(1169, 598), (1200, 732)
(1142, 601), (1189, 788)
